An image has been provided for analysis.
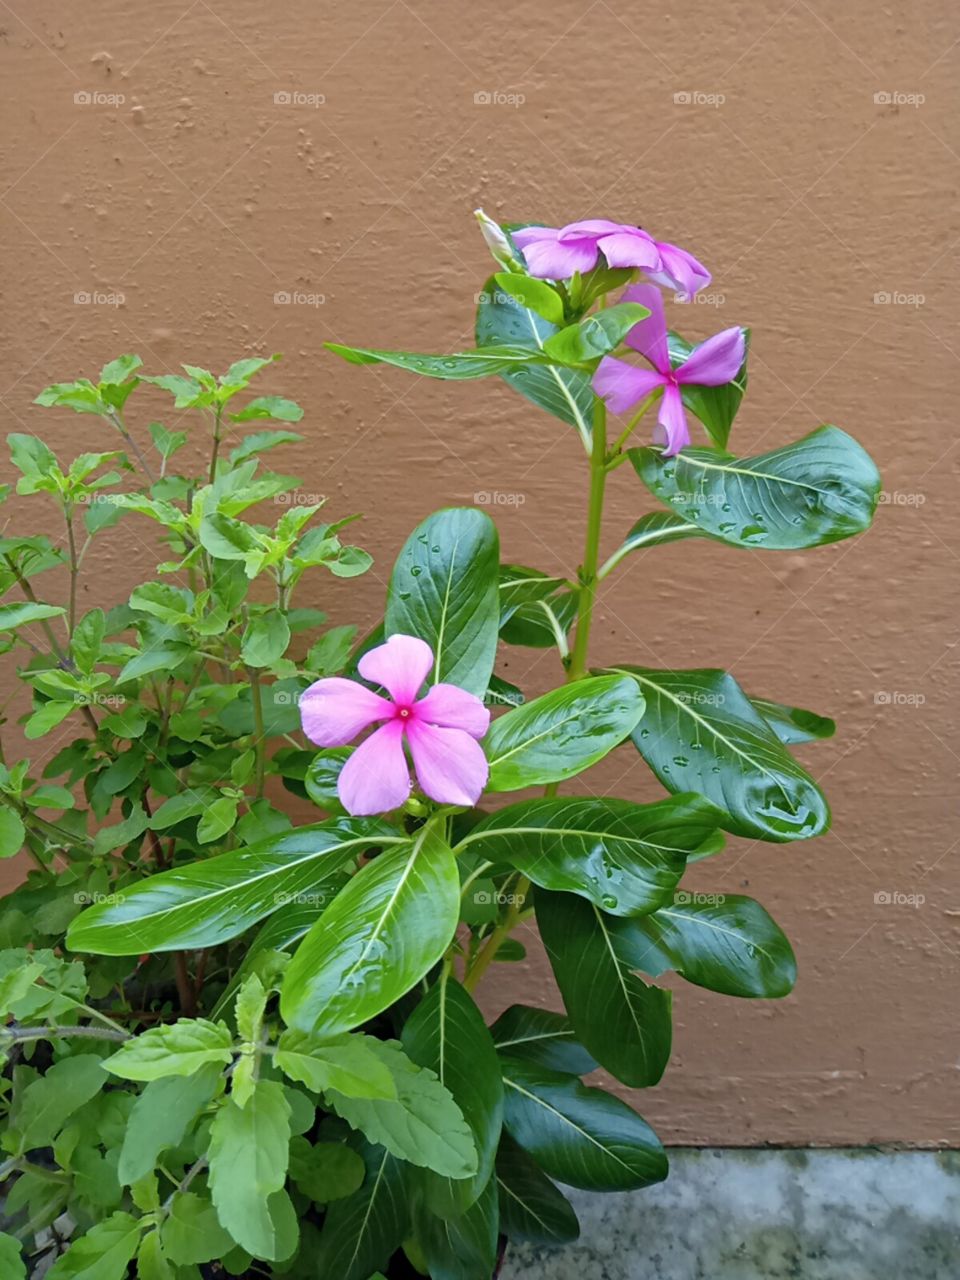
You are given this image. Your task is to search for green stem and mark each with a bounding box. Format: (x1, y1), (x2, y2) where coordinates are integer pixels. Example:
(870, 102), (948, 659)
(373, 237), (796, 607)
(209, 404), (224, 484)
(109, 408), (156, 485)
(65, 506), (79, 638)
(567, 396), (607, 682)
(247, 667), (267, 799)
(463, 874), (530, 994)
(2, 1024), (128, 1044)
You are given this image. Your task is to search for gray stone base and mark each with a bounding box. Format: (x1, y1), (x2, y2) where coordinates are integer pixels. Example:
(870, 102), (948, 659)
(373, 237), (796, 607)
(501, 1149), (960, 1280)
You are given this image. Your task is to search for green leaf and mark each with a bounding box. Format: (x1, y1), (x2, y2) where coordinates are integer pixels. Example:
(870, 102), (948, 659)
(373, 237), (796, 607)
(750, 696), (836, 745)
(45, 1212), (141, 1280)
(492, 273), (564, 325)
(8, 431), (58, 475)
(241, 608), (290, 667)
(476, 279), (594, 449)
(667, 328), (749, 449)
(208, 1080), (291, 1260)
(602, 511), (701, 575)
(490, 1005), (597, 1076)
(230, 396), (304, 422)
(461, 793), (721, 916)
(0, 807), (25, 859)
(537, 891), (672, 1087)
(402, 975), (503, 1215)
(499, 1056), (667, 1192)
(276, 1029), (396, 1099)
(496, 1133), (579, 1246)
(500, 590), (578, 650)
(325, 342), (542, 379)
(0, 600), (66, 630)
(0, 1234), (26, 1280)
(499, 564), (568, 622)
(415, 1172), (499, 1280)
(15, 1054), (106, 1149)
(161, 1190), (235, 1265)
(313, 1143), (409, 1280)
(118, 1064), (223, 1184)
(281, 826), (459, 1034)
(67, 818), (396, 954)
(326, 1040), (477, 1178)
(229, 428), (303, 464)
(135, 1232), (172, 1280)
(630, 425), (880, 550)
(103, 1018), (233, 1081)
(608, 665), (830, 841)
(148, 421), (188, 461)
(542, 302), (650, 364)
(99, 354), (142, 386)
(611, 893), (797, 998)
(484, 675), (645, 791)
(289, 1138), (366, 1203)
(385, 507), (499, 697)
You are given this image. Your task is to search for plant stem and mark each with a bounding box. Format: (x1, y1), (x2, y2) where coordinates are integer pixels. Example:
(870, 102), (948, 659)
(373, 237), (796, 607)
(174, 953), (197, 1016)
(109, 408), (156, 485)
(463, 874), (530, 993)
(65, 506), (79, 638)
(248, 666), (266, 799)
(567, 396), (607, 682)
(2, 1024), (129, 1044)
(209, 404), (224, 484)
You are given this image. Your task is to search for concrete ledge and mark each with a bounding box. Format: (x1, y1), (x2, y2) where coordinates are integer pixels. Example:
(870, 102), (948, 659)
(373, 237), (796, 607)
(501, 1148), (960, 1279)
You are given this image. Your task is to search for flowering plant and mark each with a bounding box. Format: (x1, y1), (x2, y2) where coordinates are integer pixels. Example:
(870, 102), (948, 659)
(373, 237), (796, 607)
(0, 210), (879, 1280)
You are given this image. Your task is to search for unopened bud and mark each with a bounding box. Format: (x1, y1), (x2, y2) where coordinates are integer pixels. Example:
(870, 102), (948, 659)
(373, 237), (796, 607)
(474, 208), (522, 270)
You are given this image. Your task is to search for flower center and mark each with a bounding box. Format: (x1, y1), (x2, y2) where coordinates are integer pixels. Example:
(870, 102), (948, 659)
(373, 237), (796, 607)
(396, 705), (413, 721)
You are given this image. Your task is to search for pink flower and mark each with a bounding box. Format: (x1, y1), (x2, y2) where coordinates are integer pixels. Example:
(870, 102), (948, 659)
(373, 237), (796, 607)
(299, 634), (490, 816)
(593, 284), (745, 456)
(511, 220), (711, 296)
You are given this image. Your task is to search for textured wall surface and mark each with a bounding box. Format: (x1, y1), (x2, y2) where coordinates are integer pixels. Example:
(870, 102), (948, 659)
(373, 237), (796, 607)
(0, 0), (956, 1144)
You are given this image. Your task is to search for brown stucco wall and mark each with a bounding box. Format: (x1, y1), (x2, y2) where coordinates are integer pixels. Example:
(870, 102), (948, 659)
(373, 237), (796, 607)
(1, 0), (957, 1145)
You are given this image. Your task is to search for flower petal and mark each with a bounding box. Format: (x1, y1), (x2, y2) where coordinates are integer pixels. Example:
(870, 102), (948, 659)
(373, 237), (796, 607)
(510, 225), (558, 249)
(415, 683), (490, 739)
(645, 242), (712, 297)
(621, 283), (670, 373)
(596, 230), (660, 269)
(406, 721), (489, 807)
(676, 327), (745, 386)
(558, 219), (627, 240)
(593, 357), (666, 415)
(337, 720), (411, 816)
(358, 633), (434, 705)
(521, 236), (599, 280)
(300, 677), (392, 747)
(654, 383), (691, 456)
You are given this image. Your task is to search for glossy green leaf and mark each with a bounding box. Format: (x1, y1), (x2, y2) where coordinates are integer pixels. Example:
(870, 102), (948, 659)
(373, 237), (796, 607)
(537, 891), (672, 1087)
(66, 818), (398, 954)
(630, 425), (880, 550)
(460, 793), (721, 916)
(751, 697), (836, 745)
(385, 507), (499, 697)
(276, 1029), (396, 1099)
(667, 328), (749, 449)
(118, 1065), (222, 1185)
(476, 278), (594, 450)
(415, 1173), (499, 1280)
(608, 666), (830, 841)
(103, 1018), (232, 1081)
(499, 1056), (667, 1191)
(493, 273), (564, 325)
(499, 564), (569, 623)
(601, 511), (700, 577)
(0, 601), (66, 631)
(313, 1143), (409, 1280)
(325, 342), (541, 378)
(45, 1212), (141, 1280)
(499, 590), (578, 649)
(208, 1080), (291, 1260)
(326, 1040), (477, 1178)
(484, 676), (645, 792)
(281, 826), (459, 1034)
(542, 302), (650, 364)
(495, 1133), (579, 1246)
(490, 1005), (597, 1077)
(402, 975), (503, 1215)
(610, 894), (797, 998)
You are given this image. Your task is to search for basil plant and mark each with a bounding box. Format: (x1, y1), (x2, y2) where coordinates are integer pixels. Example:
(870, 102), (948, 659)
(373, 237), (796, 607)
(0, 210), (879, 1280)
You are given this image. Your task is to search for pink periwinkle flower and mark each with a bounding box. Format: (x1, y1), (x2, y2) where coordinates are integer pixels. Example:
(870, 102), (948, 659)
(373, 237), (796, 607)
(299, 634), (490, 816)
(511, 219), (711, 296)
(593, 284), (745, 456)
